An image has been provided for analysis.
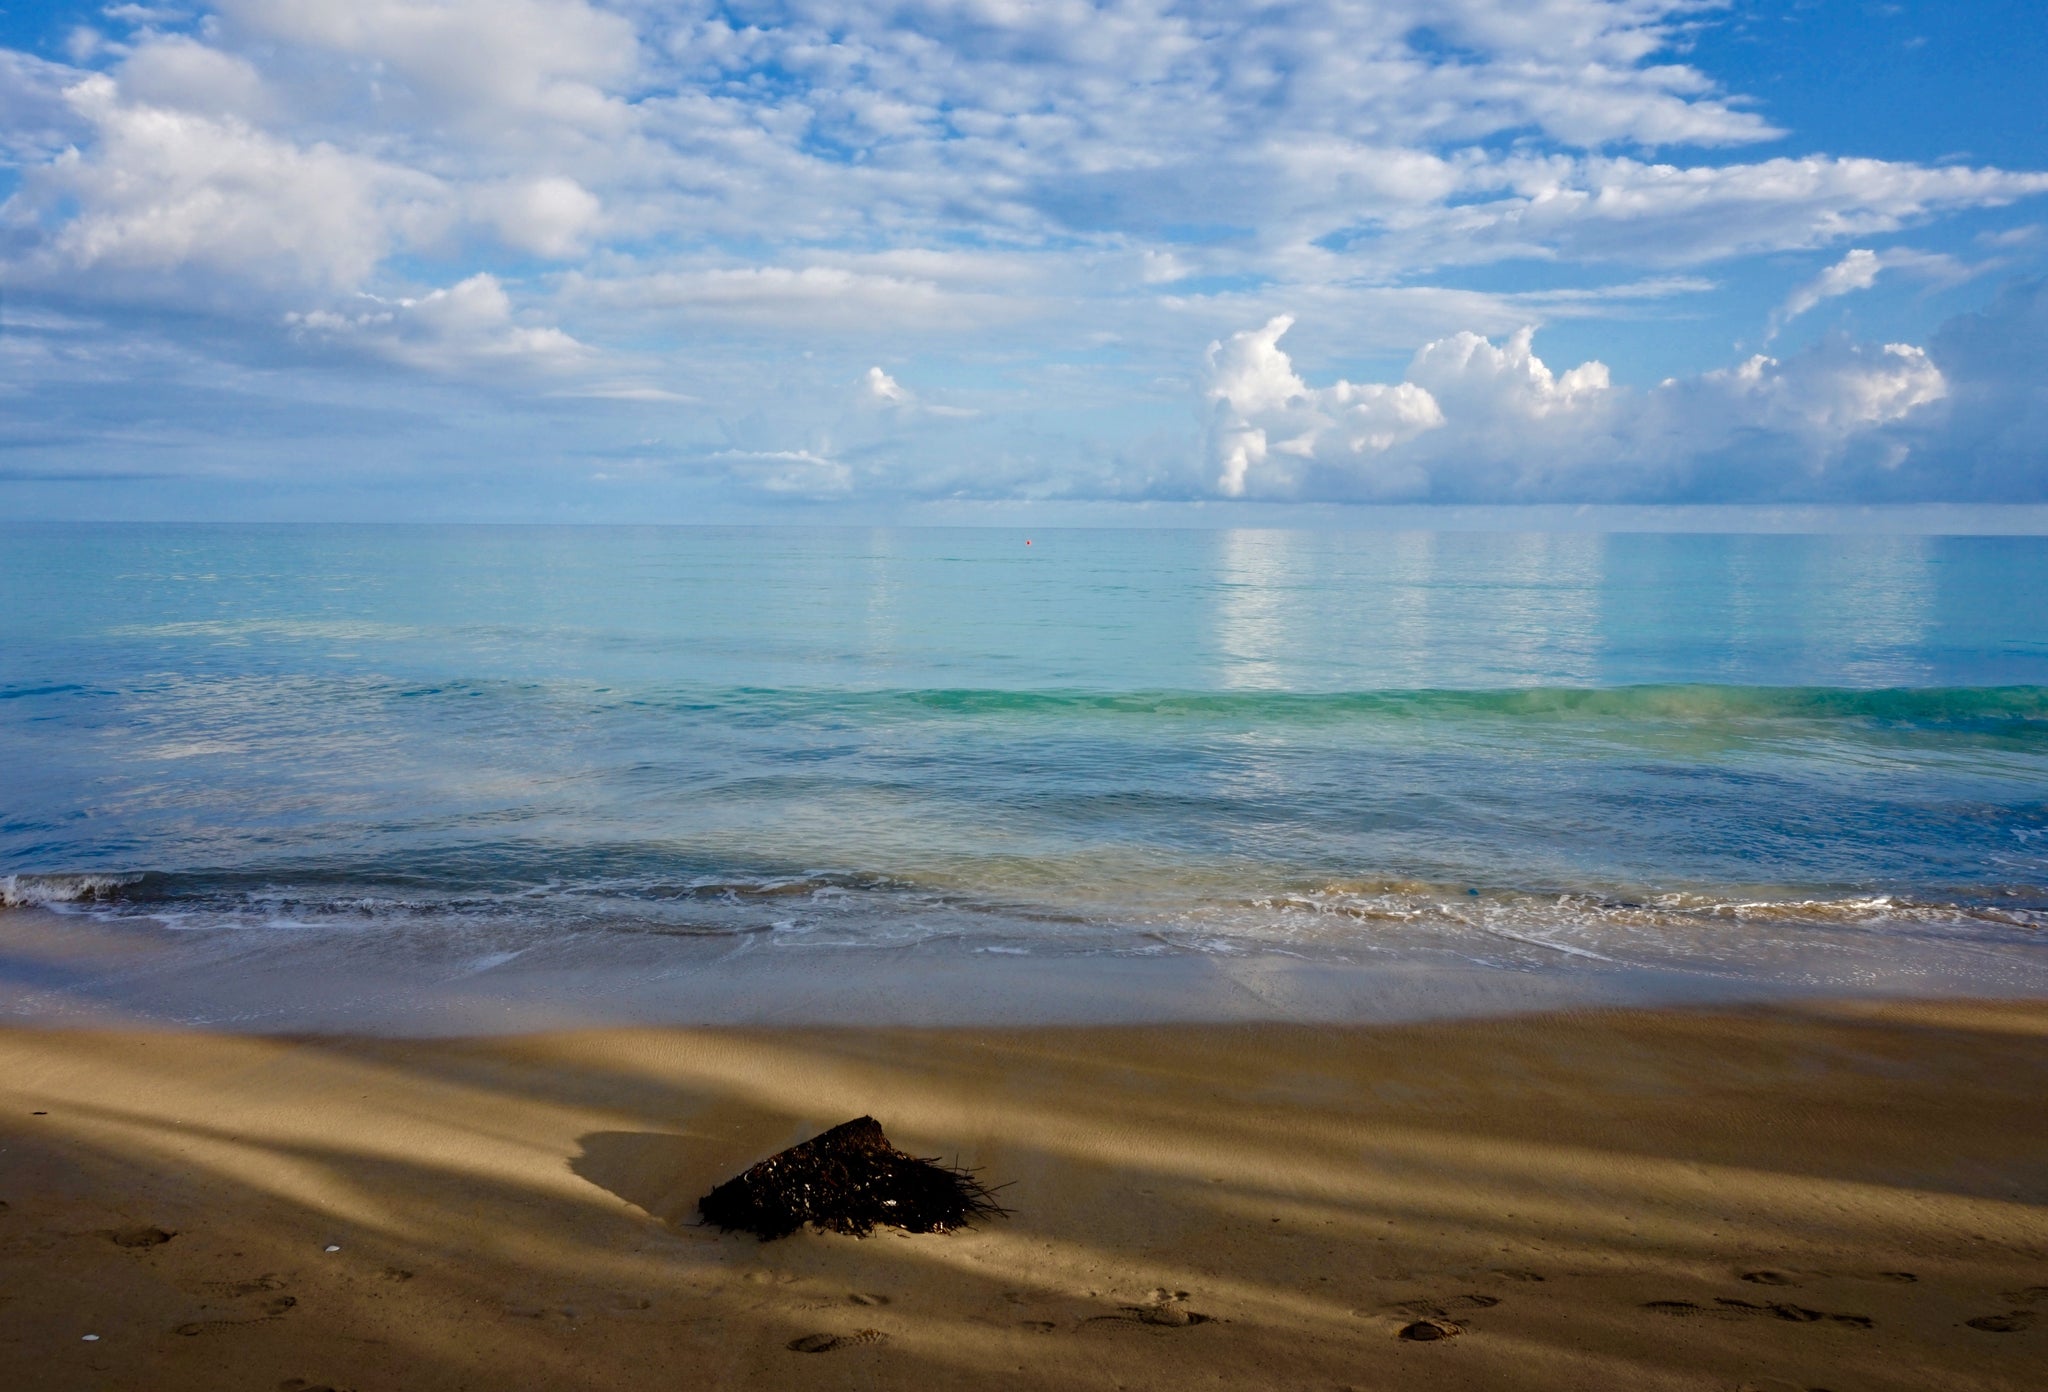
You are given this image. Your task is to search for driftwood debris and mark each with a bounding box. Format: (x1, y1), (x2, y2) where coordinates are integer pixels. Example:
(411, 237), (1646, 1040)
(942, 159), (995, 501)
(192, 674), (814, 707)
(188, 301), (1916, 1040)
(697, 1116), (1006, 1240)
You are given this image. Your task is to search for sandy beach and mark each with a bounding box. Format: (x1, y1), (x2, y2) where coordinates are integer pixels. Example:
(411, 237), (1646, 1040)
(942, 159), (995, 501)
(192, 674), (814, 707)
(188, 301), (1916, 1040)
(2, 1000), (2045, 1391)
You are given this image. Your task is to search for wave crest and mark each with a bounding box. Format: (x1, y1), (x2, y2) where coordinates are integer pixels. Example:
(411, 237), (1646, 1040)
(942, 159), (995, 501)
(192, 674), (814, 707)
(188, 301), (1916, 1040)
(0, 873), (146, 908)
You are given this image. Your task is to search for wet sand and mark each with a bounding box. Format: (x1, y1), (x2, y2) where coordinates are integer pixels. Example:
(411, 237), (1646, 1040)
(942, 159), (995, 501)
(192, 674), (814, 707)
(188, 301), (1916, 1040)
(8, 902), (2041, 1035)
(2, 1000), (2046, 1390)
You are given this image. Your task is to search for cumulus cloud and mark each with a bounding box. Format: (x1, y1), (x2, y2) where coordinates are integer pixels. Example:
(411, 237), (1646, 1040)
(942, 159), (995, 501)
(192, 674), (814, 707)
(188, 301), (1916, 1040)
(11, 73), (446, 297)
(285, 273), (588, 374)
(1408, 327), (1613, 420)
(114, 33), (271, 121)
(1697, 341), (1945, 435)
(863, 366), (912, 406)
(1205, 317), (1444, 496)
(467, 176), (602, 259)
(860, 364), (978, 420)
(2, 2), (2047, 510)
(1205, 315), (1952, 502)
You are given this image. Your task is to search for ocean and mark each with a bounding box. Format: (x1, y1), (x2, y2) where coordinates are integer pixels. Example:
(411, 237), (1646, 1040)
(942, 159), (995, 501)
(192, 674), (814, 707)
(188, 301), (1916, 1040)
(3, 522), (2046, 1026)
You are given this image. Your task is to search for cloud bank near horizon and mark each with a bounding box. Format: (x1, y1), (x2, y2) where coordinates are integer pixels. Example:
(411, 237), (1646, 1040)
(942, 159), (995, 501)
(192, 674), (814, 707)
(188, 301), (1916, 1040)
(1202, 314), (1953, 503)
(3, 1), (2048, 514)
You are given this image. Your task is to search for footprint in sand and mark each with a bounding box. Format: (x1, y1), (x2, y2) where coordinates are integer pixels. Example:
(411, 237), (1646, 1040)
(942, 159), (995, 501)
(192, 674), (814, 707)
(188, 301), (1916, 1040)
(1135, 1290), (1213, 1326)
(1717, 1299), (1870, 1328)
(1643, 1299), (1869, 1329)
(1018, 1320), (1056, 1334)
(175, 1295), (297, 1336)
(1086, 1291), (1214, 1329)
(1131, 1304), (1210, 1327)
(202, 1274), (287, 1299)
(278, 1380), (353, 1392)
(1397, 1318), (1462, 1341)
(106, 1226), (175, 1248)
(787, 1329), (888, 1353)
(1964, 1311), (2038, 1333)
(1391, 1294), (1500, 1319)
(2000, 1286), (2048, 1305)
(1489, 1269), (1544, 1283)
(503, 1303), (587, 1321)
(1739, 1269), (1910, 1288)
(379, 1267), (414, 1283)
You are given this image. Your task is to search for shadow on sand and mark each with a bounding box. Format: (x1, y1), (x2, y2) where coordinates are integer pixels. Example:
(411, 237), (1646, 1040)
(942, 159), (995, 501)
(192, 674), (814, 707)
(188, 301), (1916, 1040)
(1, 1003), (2046, 1391)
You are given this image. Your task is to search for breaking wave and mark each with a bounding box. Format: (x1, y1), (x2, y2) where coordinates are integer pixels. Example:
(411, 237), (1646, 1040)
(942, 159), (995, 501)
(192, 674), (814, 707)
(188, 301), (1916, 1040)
(6, 865), (2041, 969)
(0, 873), (146, 908)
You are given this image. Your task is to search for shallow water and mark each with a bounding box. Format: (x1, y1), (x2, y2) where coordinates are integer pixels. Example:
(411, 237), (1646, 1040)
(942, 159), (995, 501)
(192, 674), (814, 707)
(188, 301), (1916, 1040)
(3, 523), (2046, 1025)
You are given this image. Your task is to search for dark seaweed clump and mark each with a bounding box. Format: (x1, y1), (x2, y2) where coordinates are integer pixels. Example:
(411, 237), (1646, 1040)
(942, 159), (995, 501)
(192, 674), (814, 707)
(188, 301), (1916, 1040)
(697, 1116), (1007, 1240)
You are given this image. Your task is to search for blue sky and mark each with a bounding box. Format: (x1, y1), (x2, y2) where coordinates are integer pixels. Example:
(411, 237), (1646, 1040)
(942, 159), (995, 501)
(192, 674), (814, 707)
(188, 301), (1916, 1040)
(3, 0), (2047, 519)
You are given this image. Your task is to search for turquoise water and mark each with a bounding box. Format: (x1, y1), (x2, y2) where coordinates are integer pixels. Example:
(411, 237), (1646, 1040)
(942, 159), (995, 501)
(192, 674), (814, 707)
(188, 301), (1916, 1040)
(2, 524), (2046, 1000)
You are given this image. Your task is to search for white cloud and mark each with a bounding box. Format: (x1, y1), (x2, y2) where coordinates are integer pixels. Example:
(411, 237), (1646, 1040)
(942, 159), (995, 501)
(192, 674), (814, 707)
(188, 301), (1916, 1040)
(702, 447), (851, 496)
(467, 176), (602, 259)
(1205, 316), (1446, 496)
(103, 6), (192, 26)
(863, 366), (912, 406)
(212, 0), (639, 136)
(0, 49), (91, 161)
(115, 34), (270, 121)
(1409, 326), (1613, 419)
(10, 4), (2045, 321)
(555, 383), (695, 403)
(1398, 156), (2048, 270)
(1697, 341), (1945, 434)
(64, 27), (108, 66)
(579, 265), (1017, 333)
(14, 74), (447, 296)
(1205, 314), (1950, 501)
(3, 2), (2047, 509)
(859, 364), (977, 420)
(1775, 248), (1884, 331)
(1766, 245), (1969, 339)
(286, 273), (589, 373)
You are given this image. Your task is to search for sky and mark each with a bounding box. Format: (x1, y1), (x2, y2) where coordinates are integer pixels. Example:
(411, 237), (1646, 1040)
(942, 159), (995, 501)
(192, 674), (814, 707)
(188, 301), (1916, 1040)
(3, 0), (2048, 521)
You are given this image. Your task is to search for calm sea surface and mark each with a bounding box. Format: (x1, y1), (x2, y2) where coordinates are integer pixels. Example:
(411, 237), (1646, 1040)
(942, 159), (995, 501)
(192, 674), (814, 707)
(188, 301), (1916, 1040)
(4, 523), (2046, 1017)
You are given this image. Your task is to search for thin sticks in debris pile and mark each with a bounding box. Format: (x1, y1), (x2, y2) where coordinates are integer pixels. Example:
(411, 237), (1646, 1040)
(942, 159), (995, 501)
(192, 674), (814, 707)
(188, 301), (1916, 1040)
(697, 1116), (1008, 1240)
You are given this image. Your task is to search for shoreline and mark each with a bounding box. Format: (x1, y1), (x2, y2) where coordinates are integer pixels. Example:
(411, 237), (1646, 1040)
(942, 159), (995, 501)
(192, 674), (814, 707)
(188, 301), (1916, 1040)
(7, 904), (2047, 1035)
(3, 998), (2045, 1389)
